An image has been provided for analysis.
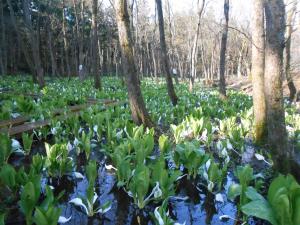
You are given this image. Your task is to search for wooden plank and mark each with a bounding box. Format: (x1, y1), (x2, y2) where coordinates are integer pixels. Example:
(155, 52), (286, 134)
(1, 100), (127, 137)
(86, 98), (117, 104)
(0, 90), (42, 98)
(0, 116), (30, 129)
(0, 103), (96, 129)
(52, 103), (95, 116)
(5, 120), (50, 136)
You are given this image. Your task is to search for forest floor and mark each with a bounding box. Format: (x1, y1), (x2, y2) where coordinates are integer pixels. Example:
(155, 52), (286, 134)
(1, 77), (300, 225)
(227, 72), (300, 98)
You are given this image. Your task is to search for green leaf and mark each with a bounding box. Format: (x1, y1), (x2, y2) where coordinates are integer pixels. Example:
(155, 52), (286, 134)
(267, 175), (288, 204)
(0, 133), (12, 166)
(129, 164), (150, 209)
(236, 165), (254, 187)
(228, 183), (241, 201)
(293, 195), (300, 224)
(86, 160), (97, 183)
(245, 186), (265, 201)
(0, 163), (16, 189)
(158, 135), (170, 152)
(22, 133), (34, 155)
(20, 180), (41, 225)
(34, 207), (48, 225)
(242, 200), (277, 225)
(0, 213), (5, 225)
(116, 160), (131, 187)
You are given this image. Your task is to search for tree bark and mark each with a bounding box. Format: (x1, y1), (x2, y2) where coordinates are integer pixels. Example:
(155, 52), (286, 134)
(218, 0), (229, 99)
(285, 0), (297, 101)
(251, 0), (267, 143)
(0, 0), (6, 75)
(115, 0), (155, 128)
(265, 0), (290, 174)
(79, 0), (85, 79)
(62, 0), (71, 77)
(72, 0), (85, 78)
(189, 0), (205, 92)
(6, 0), (35, 77)
(23, 0), (45, 88)
(155, 0), (178, 106)
(92, 0), (101, 89)
(47, 18), (57, 77)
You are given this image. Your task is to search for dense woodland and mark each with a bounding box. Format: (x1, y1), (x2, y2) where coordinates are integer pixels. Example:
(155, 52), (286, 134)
(1, 0), (300, 225)
(1, 0), (298, 83)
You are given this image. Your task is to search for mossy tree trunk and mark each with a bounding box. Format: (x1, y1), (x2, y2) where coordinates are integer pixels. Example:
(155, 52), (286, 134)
(251, 0), (267, 143)
(115, 0), (155, 128)
(285, 0), (297, 102)
(265, 0), (290, 174)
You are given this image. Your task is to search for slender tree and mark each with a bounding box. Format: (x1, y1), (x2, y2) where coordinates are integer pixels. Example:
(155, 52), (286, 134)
(115, 0), (154, 128)
(218, 0), (229, 99)
(92, 0), (101, 89)
(155, 0), (178, 106)
(251, 0), (267, 143)
(265, 0), (290, 173)
(189, 0), (205, 92)
(7, 0), (35, 78)
(62, 0), (71, 77)
(0, 0), (7, 75)
(23, 0), (45, 88)
(285, 0), (297, 101)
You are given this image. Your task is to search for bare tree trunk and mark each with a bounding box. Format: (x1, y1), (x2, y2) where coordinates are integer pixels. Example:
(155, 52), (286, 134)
(115, 0), (154, 128)
(62, 0), (71, 77)
(252, 0), (267, 143)
(7, 0), (34, 77)
(0, 0), (6, 75)
(102, 44), (108, 75)
(47, 19), (57, 77)
(72, 0), (83, 78)
(285, 0), (297, 101)
(155, 0), (178, 106)
(237, 45), (244, 78)
(219, 0), (229, 99)
(60, 46), (65, 76)
(92, 0), (101, 89)
(79, 0), (85, 79)
(166, 0), (179, 84)
(189, 0), (205, 92)
(23, 0), (45, 88)
(265, 0), (290, 174)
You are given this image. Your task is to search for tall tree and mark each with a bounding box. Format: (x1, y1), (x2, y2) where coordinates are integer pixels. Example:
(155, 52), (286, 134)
(47, 2), (57, 77)
(115, 0), (154, 128)
(92, 0), (101, 89)
(285, 0), (297, 101)
(265, 0), (290, 173)
(62, 0), (71, 77)
(189, 0), (205, 92)
(155, 0), (178, 106)
(218, 0), (229, 99)
(6, 0), (34, 76)
(251, 0), (267, 143)
(23, 0), (45, 88)
(73, 0), (85, 79)
(0, 0), (7, 75)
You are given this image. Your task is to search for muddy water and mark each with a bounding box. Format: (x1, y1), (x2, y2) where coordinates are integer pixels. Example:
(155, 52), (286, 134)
(56, 165), (238, 225)
(6, 142), (266, 225)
